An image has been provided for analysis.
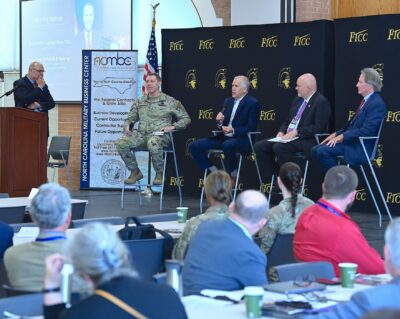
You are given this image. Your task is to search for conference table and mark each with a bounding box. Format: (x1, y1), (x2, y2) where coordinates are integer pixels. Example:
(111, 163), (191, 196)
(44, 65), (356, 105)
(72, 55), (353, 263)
(13, 220), (185, 245)
(183, 282), (385, 319)
(0, 197), (88, 224)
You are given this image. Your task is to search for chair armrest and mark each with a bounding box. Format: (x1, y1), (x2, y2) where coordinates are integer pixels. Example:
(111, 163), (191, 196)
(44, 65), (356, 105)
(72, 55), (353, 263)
(314, 133), (330, 144)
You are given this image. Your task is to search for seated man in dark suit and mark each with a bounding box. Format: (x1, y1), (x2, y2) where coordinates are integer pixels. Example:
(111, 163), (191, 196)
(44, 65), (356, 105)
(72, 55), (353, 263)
(254, 73), (331, 183)
(303, 217), (400, 319)
(13, 61), (55, 136)
(0, 221), (13, 258)
(312, 68), (386, 172)
(182, 190), (269, 296)
(189, 75), (260, 186)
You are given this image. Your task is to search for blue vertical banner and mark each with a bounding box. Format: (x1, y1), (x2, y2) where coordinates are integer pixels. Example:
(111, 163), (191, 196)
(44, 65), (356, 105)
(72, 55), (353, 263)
(80, 50), (138, 189)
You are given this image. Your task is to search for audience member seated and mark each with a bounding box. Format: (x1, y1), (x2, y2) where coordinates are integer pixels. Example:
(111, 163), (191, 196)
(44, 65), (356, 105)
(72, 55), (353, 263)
(172, 170), (231, 260)
(303, 218), (400, 319)
(4, 183), (86, 292)
(182, 190), (269, 296)
(0, 221), (13, 258)
(43, 222), (187, 319)
(294, 166), (385, 276)
(258, 162), (314, 254)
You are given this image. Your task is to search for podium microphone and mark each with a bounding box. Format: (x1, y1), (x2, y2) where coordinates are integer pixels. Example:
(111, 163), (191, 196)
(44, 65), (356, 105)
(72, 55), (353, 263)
(0, 84), (21, 99)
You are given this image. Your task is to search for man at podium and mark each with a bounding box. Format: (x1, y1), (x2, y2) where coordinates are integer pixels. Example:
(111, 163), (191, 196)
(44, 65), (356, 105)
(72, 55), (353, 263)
(14, 61), (55, 112)
(13, 61), (55, 136)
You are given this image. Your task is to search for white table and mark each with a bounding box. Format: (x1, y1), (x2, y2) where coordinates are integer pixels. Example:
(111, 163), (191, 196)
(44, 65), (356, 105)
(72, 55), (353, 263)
(13, 220), (185, 245)
(0, 197), (88, 223)
(184, 284), (374, 319)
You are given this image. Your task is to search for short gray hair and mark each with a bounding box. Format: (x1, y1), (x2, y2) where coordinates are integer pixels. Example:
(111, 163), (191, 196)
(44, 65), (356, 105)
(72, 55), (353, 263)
(30, 183), (71, 229)
(361, 68), (382, 92)
(385, 217), (400, 269)
(69, 222), (137, 286)
(234, 75), (250, 91)
(234, 190), (269, 223)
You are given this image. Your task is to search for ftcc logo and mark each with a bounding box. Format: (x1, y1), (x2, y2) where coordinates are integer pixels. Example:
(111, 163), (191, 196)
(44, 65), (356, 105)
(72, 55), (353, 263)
(215, 69), (227, 89)
(185, 69), (197, 89)
(278, 67), (291, 89)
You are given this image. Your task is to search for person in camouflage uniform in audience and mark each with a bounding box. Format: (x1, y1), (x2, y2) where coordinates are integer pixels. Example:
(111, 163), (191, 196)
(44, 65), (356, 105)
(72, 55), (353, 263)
(115, 73), (191, 185)
(172, 170), (231, 260)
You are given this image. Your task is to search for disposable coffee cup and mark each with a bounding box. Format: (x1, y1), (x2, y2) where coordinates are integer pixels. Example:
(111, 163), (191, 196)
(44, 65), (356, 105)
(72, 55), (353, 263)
(244, 286), (264, 318)
(176, 207), (188, 223)
(339, 263), (357, 288)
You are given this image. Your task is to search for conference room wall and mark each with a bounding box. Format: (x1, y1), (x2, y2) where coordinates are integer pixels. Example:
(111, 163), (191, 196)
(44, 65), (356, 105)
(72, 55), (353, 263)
(54, 1), (332, 191)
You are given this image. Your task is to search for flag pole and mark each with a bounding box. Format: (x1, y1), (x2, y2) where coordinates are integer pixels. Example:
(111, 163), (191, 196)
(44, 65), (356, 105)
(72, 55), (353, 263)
(143, 3), (160, 198)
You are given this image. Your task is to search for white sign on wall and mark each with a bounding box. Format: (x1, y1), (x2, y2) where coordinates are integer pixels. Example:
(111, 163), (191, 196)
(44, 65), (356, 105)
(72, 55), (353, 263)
(80, 50), (138, 189)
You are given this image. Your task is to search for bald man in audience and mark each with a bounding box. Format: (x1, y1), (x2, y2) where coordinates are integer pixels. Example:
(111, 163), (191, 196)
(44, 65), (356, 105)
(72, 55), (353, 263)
(182, 190), (269, 296)
(254, 73), (331, 184)
(303, 217), (400, 319)
(294, 166), (385, 277)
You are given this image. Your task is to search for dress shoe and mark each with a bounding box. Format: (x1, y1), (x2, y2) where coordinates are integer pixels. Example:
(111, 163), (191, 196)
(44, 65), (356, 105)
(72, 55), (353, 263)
(124, 169), (143, 184)
(153, 171), (163, 185)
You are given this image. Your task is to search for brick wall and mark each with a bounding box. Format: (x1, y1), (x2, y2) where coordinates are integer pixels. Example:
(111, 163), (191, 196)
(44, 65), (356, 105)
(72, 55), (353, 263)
(296, 0), (332, 22)
(58, 1), (331, 190)
(58, 104), (82, 190)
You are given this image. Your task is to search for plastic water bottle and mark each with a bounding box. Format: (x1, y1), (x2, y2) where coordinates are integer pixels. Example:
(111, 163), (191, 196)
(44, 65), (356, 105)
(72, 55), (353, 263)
(165, 259), (183, 298)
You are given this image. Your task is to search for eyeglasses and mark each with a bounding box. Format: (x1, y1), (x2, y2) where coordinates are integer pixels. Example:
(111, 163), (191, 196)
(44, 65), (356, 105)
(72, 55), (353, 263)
(33, 68), (45, 73)
(293, 274), (315, 287)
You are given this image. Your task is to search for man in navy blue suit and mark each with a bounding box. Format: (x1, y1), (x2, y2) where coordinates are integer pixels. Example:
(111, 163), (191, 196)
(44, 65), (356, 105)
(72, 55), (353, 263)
(182, 190), (268, 296)
(189, 75), (260, 186)
(303, 217), (400, 319)
(312, 68), (386, 172)
(13, 61), (55, 136)
(0, 221), (13, 258)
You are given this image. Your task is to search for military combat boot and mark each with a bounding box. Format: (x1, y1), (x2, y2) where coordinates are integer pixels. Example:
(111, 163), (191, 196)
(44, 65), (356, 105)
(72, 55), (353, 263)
(124, 169), (143, 184)
(153, 171), (163, 185)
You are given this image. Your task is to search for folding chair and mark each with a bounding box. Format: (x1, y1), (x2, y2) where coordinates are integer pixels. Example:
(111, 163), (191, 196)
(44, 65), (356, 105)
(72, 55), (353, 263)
(274, 261), (335, 282)
(47, 136), (71, 182)
(121, 131), (182, 211)
(200, 132), (262, 212)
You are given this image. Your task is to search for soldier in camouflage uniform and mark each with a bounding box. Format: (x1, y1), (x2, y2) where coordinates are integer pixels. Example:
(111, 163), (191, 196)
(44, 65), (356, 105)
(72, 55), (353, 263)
(115, 73), (191, 185)
(172, 170), (231, 260)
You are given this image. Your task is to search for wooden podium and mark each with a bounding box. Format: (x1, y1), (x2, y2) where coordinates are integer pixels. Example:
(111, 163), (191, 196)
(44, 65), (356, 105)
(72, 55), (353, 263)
(0, 107), (47, 197)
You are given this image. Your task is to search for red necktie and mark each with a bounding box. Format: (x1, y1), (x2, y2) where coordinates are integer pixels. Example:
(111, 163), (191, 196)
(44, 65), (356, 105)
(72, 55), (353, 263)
(355, 98), (365, 115)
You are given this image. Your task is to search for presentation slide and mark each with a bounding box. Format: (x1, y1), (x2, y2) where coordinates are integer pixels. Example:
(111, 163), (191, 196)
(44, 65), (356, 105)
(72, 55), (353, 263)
(21, 0), (132, 102)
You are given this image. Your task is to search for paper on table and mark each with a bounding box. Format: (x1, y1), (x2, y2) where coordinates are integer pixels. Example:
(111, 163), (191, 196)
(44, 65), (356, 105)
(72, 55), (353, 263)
(200, 289), (244, 302)
(3, 311), (43, 318)
(268, 136), (299, 143)
(182, 295), (233, 309)
(16, 227), (39, 238)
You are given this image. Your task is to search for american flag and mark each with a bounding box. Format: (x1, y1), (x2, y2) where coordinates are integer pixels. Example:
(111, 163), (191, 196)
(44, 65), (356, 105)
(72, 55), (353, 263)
(142, 16), (159, 95)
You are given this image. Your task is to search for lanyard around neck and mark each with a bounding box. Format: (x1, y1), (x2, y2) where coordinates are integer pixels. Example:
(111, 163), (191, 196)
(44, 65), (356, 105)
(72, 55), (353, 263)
(317, 201), (343, 218)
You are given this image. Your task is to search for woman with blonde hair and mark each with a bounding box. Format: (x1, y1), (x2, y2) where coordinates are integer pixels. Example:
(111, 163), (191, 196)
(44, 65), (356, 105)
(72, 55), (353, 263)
(43, 222), (187, 319)
(172, 170), (231, 260)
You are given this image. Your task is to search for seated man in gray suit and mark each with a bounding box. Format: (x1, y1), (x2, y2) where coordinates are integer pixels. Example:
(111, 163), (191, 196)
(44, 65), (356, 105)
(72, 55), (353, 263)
(4, 183), (86, 293)
(304, 217), (400, 319)
(182, 190), (269, 296)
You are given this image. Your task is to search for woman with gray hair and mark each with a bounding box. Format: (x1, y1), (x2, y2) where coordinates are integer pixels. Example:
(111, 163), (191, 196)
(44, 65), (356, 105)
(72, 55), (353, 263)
(43, 222), (187, 319)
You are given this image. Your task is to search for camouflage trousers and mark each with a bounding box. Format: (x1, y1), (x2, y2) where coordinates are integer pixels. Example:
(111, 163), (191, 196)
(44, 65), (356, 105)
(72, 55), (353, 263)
(115, 131), (169, 172)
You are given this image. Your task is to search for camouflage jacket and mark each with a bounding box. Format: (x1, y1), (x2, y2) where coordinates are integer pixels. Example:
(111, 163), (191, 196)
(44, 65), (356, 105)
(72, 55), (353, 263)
(172, 204), (229, 260)
(124, 92), (191, 134)
(259, 195), (314, 254)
